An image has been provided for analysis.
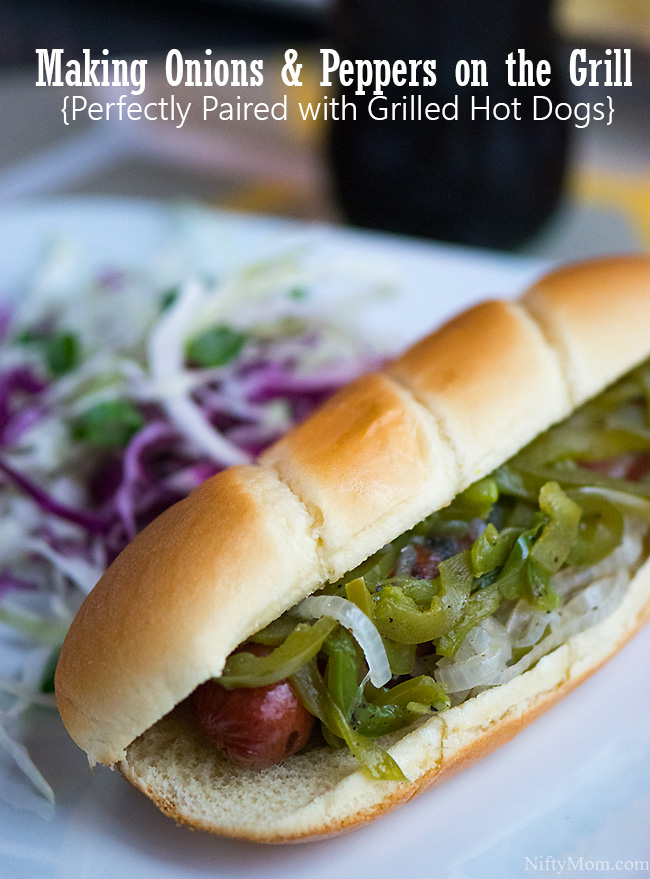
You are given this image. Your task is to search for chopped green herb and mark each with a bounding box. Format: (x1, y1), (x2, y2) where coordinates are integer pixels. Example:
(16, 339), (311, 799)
(186, 325), (247, 368)
(72, 400), (144, 448)
(15, 328), (44, 344)
(45, 332), (80, 376)
(160, 288), (179, 311)
(14, 328), (80, 376)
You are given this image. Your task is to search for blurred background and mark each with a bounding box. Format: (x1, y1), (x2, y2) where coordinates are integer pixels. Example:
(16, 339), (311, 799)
(1, 0), (650, 259)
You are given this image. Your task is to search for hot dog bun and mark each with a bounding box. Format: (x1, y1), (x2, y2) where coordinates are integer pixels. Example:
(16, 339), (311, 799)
(55, 254), (650, 841)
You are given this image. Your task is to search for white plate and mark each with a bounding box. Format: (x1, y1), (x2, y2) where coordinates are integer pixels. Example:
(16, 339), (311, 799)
(1, 198), (649, 879)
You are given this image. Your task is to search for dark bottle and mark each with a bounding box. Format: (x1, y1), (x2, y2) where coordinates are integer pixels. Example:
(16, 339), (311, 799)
(328, 0), (569, 250)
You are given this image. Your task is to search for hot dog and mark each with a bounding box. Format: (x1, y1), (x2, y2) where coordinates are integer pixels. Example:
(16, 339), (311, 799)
(55, 255), (650, 841)
(189, 644), (315, 768)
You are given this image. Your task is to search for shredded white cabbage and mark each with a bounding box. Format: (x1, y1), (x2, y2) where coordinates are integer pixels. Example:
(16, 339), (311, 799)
(0, 723), (54, 804)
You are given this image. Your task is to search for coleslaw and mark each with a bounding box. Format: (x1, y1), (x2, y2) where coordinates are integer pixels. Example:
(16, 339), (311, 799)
(0, 221), (383, 812)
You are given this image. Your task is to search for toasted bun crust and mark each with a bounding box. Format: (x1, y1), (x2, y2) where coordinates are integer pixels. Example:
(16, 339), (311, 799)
(261, 372), (458, 580)
(387, 298), (570, 482)
(522, 255), (650, 405)
(55, 255), (650, 837)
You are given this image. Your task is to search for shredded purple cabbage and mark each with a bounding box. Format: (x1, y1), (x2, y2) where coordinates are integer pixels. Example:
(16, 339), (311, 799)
(0, 571), (37, 598)
(0, 314), (378, 597)
(112, 421), (179, 542)
(0, 457), (110, 534)
(0, 367), (49, 447)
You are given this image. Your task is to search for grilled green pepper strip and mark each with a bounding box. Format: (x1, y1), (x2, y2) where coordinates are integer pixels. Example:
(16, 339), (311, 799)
(350, 702), (410, 738)
(517, 422), (649, 470)
(383, 639), (417, 676)
(370, 675), (449, 711)
(566, 488), (624, 567)
(639, 366), (650, 428)
(493, 464), (538, 502)
(218, 617), (337, 688)
(291, 659), (407, 781)
(507, 482), (578, 611)
(496, 530), (538, 601)
(523, 559), (558, 612)
(517, 463), (650, 498)
(324, 629), (360, 713)
(493, 483), (580, 611)
(584, 373), (644, 413)
(471, 525), (519, 577)
(506, 500), (538, 529)
(568, 486), (650, 524)
(435, 581), (502, 657)
(250, 614), (298, 646)
(596, 420), (650, 447)
(345, 576), (417, 674)
(373, 551), (474, 643)
(394, 576), (437, 605)
(352, 676), (449, 738)
(344, 548), (393, 591)
(531, 482), (581, 575)
(443, 476), (499, 519)
(413, 478), (499, 537)
(345, 577), (374, 617)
